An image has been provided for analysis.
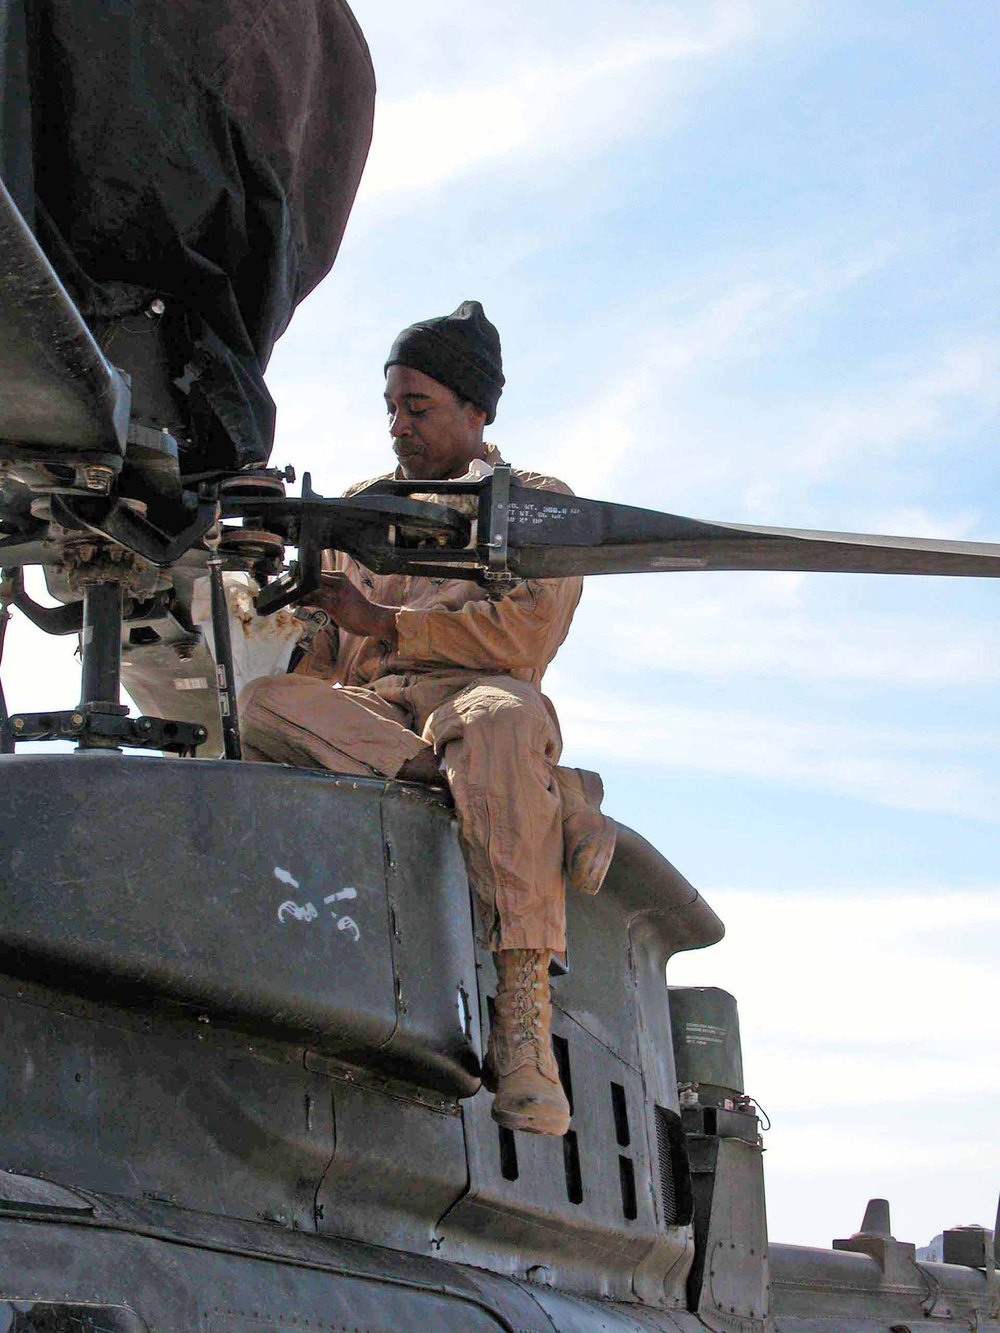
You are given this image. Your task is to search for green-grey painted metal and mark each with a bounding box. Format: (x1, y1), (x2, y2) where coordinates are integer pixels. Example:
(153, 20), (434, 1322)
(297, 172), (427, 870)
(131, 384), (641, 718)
(0, 755), (995, 1330)
(0, 174), (129, 453)
(669, 986), (745, 1099)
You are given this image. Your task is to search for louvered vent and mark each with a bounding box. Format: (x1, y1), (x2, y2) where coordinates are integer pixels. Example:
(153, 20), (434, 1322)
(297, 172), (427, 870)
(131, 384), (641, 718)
(654, 1105), (693, 1227)
(654, 1105), (678, 1224)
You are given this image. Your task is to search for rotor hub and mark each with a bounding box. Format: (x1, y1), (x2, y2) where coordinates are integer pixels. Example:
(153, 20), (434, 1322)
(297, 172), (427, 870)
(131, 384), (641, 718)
(60, 538), (164, 598)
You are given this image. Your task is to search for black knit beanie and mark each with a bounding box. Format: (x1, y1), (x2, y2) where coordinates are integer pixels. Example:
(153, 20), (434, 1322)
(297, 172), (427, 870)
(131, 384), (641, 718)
(384, 300), (505, 424)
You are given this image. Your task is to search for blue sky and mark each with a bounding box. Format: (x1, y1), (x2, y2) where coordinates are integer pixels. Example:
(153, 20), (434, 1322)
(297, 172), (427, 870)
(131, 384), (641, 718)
(4, 0), (997, 1249)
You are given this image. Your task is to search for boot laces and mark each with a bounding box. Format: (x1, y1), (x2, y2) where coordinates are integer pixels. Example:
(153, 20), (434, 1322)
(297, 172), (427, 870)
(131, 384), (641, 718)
(510, 952), (545, 1058)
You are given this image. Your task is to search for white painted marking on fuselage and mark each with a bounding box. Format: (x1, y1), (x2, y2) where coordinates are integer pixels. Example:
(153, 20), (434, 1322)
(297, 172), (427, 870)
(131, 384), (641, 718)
(278, 900), (318, 923)
(323, 887), (357, 904)
(336, 916), (361, 942)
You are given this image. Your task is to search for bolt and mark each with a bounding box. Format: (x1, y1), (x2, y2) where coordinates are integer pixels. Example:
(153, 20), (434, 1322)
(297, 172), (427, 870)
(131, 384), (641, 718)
(146, 297), (166, 317)
(70, 713), (84, 727)
(194, 727), (206, 740)
(11, 717), (23, 731)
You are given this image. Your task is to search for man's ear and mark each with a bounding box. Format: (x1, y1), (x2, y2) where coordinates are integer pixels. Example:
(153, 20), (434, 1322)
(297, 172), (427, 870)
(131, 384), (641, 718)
(466, 402), (488, 434)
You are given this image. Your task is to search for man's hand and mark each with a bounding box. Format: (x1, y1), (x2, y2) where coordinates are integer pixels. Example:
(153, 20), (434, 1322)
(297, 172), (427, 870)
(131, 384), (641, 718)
(302, 572), (398, 644)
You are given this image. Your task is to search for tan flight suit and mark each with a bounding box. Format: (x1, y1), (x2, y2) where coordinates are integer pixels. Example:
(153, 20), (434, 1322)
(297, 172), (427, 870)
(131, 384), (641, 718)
(239, 447), (583, 952)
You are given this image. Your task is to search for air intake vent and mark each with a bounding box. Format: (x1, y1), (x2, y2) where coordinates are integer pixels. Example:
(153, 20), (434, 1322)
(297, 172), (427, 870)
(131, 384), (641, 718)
(654, 1105), (693, 1227)
(655, 1106), (677, 1222)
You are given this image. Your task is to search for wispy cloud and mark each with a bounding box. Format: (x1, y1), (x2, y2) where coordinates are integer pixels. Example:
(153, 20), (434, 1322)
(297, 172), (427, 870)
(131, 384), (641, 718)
(527, 281), (798, 499)
(521, 268), (1000, 518)
(792, 339), (1000, 480)
(567, 575), (1000, 688)
(548, 678), (1000, 817)
(358, 2), (769, 200)
(516, 247), (901, 499)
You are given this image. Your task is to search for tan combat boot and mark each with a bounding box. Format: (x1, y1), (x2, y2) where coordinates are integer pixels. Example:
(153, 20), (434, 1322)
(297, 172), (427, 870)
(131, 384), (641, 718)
(554, 766), (617, 896)
(483, 949), (570, 1137)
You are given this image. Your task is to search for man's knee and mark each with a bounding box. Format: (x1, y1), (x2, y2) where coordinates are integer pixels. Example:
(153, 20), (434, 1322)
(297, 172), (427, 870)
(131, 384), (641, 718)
(238, 675), (285, 754)
(238, 673), (331, 753)
(238, 675), (269, 726)
(239, 673), (294, 724)
(425, 678), (556, 754)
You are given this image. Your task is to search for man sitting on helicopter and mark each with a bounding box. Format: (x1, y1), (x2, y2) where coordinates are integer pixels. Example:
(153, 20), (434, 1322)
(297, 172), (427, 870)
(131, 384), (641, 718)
(239, 300), (616, 1137)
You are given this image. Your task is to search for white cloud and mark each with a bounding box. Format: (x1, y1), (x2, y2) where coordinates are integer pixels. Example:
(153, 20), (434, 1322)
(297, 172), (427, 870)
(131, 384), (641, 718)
(528, 301), (1000, 520)
(532, 281), (794, 498)
(793, 339), (1000, 479)
(516, 248), (902, 501)
(358, 2), (767, 200)
(861, 506), (984, 541)
(548, 678), (1000, 817)
(671, 888), (1000, 1053)
(567, 574), (1000, 688)
(765, 1121), (1000, 1180)
(669, 888), (1000, 1242)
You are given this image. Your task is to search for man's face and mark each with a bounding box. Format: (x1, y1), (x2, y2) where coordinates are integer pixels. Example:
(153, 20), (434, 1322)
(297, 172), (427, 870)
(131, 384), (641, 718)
(384, 364), (487, 480)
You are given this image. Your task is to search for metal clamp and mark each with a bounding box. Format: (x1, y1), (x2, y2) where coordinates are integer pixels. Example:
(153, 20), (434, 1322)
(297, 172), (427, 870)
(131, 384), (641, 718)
(476, 464), (520, 593)
(8, 707), (208, 755)
(485, 464), (511, 572)
(254, 472), (324, 615)
(292, 605), (332, 646)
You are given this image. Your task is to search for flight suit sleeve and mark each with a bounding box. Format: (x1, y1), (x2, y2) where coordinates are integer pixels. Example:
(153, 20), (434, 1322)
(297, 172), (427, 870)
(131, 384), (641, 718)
(394, 575), (583, 672)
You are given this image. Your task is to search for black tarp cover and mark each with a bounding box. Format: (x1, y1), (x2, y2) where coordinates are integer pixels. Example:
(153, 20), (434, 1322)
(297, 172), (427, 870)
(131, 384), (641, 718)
(0, 0), (375, 470)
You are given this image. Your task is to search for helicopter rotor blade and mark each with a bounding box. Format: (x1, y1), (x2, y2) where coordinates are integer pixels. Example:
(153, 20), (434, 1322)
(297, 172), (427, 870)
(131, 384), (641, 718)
(226, 476), (1000, 588)
(500, 489), (1000, 580)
